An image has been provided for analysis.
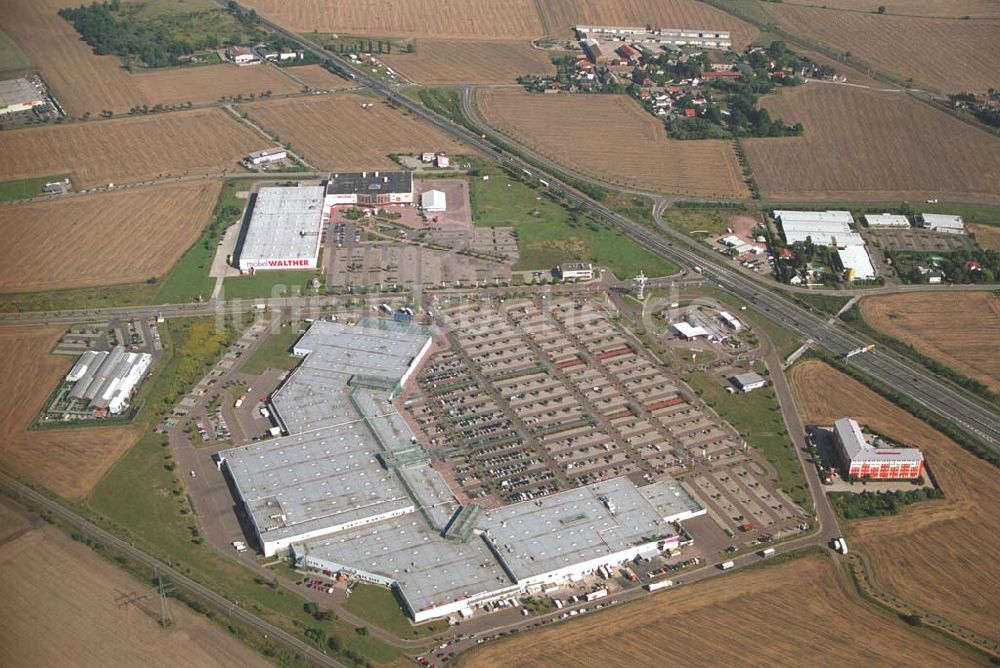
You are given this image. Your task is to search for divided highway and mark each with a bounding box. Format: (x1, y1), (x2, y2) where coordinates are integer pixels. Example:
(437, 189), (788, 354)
(237, 7), (1000, 453)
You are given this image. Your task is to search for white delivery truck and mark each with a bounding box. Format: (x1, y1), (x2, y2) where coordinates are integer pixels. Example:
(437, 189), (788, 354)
(719, 561), (736, 570)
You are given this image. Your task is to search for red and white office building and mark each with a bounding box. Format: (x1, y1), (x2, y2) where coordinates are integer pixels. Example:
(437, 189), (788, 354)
(833, 417), (924, 480)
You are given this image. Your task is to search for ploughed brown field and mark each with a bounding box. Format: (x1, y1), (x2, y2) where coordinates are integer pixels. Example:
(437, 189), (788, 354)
(859, 292), (1000, 393)
(0, 181), (221, 293)
(0, 518), (269, 667)
(286, 64), (349, 89)
(478, 89), (748, 198)
(0, 0), (299, 115)
(764, 3), (1000, 92)
(240, 94), (465, 170)
(744, 84), (1000, 203)
(969, 224), (1000, 251)
(536, 0), (757, 47)
(0, 326), (141, 499)
(780, 0), (1000, 17)
(788, 359), (1000, 640)
(383, 39), (557, 84)
(459, 553), (977, 667)
(241, 0), (543, 37)
(0, 108), (266, 188)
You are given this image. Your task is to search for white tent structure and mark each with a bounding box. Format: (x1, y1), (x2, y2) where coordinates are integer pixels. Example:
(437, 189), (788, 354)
(421, 189), (447, 212)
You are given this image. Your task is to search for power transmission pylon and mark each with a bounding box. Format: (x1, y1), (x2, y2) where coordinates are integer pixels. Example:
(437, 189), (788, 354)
(155, 567), (174, 628)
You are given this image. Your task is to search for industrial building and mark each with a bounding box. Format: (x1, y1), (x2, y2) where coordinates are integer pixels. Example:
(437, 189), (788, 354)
(833, 417), (924, 480)
(246, 149), (287, 166)
(222, 319), (705, 622)
(864, 213), (910, 228)
(0, 77), (45, 115)
(557, 262), (594, 281)
(226, 46), (258, 64)
(575, 25), (732, 50)
(671, 322), (708, 339)
(325, 171), (413, 207)
(916, 213), (965, 234)
(731, 372), (766, 393)
(420, 189), (447, 212)
(836, 245), (876, 281)
(235, 185), (326, 272)
(66, 347), (152, 415)
(774, 210), (864, 248)
(718, 311), (742, 331)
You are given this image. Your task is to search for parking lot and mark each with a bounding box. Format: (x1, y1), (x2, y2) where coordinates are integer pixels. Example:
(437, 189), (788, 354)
(864, 227), (974, 253)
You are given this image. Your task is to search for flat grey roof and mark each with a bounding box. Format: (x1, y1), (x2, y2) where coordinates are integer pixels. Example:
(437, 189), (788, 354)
(0, 77), (42, 107)
(480, 477), (692, 581)
(239, 185), (325, 262)
(327, 171), (412, 195)
(398, 463), (460, 531)
(733, 372), (766, 387)
(222, 422), (413, 542)
(299, 516), (512, 613)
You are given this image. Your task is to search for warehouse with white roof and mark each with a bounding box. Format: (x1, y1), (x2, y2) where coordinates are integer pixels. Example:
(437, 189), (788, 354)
(235, 185), (327, 272)
(864, 213), (910, 228)
(916, 213), (965, 234)
(223, 319), (706, 622)
(65, 346), (152, 414)
(837, 245), (876, 280)
(774, 210), (865, 248)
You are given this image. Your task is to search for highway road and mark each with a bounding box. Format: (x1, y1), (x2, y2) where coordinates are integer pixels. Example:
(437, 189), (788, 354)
(0, 470), (346, 668)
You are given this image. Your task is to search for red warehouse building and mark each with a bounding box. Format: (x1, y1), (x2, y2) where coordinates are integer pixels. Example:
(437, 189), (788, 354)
(833, 417), (924, 480)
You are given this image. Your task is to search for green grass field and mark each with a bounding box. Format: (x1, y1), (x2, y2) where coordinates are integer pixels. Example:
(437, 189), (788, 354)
(0, 30), (31, 78)
(0, 175), (70, 203)
(222, 270), (321, 300)
(240, 323), (304, 375)
(344, 584), (447, 638)
(684, 370), (813, 513)
(84, 317), (401, 666)
(470, 169), (677, 278)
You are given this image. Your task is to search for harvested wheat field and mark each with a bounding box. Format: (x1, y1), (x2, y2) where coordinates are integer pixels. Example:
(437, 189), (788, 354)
(860, 292), (1000, 393)
(241, 94), (465, 170)
(460, 553), (975, 667)
(969, 224), (1000, 251)
(478, 89), (748, 198)
(383, 39), (556, 84)
(242, 0), (542, 37)
(788, 359), (1000, 640)
(0, 520), (269, 667)
(781, 0), (1000, 17)
(744, 85), (1000, 203)
(765, 4), (1000, 92)
(0, 181), (221, 293)
(537, 0), (757, 46)
(0, 0), (297, 115)
(0, 109), (264, 188)
(0, 326), (141, 499)
(286, 64), (348, 89)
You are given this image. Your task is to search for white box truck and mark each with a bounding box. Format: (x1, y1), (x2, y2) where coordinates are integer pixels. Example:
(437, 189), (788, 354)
(719, 561), (735, 570)
(759, 548), (776, 558)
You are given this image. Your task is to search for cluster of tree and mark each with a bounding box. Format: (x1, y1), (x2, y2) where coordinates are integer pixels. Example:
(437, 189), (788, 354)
(60, 0), (257, 68)
(888, 248), (1000, 284)
(949, 91), (1000, 129)
(829, 488), (943, 520)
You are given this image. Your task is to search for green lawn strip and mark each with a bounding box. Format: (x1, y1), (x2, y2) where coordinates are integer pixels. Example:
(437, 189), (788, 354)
(0, 174), (71, 202)
(344, 583), (447, 639)
(83, 317), (400, 665)
(684, 370), (814, 514)
(222, 270), (321, 300)
(792, 292), (851, 317)
(241, 323), (305, 374)
(469, 166), (676, 278)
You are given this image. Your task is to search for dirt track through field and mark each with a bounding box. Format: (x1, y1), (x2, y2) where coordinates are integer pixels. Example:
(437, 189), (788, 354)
(0, 326), (141, 500)
(383, 40), (557, 84)
(0, 108), (265, 189)
(0, 181), (221, 293)
(479, 88), (748, 198)
(537, 0), (757, 46)
(0, 0), (299, 115)
(459, 553), (978, 667)
(780, 0), (1000, 17)
(241, 94), (465, 170)
(744, 84), (1000, 203)
(859, 292), (1000, 392)
(0, 521), (270, 667)
(241, 0), (543, 37)
(788, 359), (1000, 640)
(764, 4), (1000, 92)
